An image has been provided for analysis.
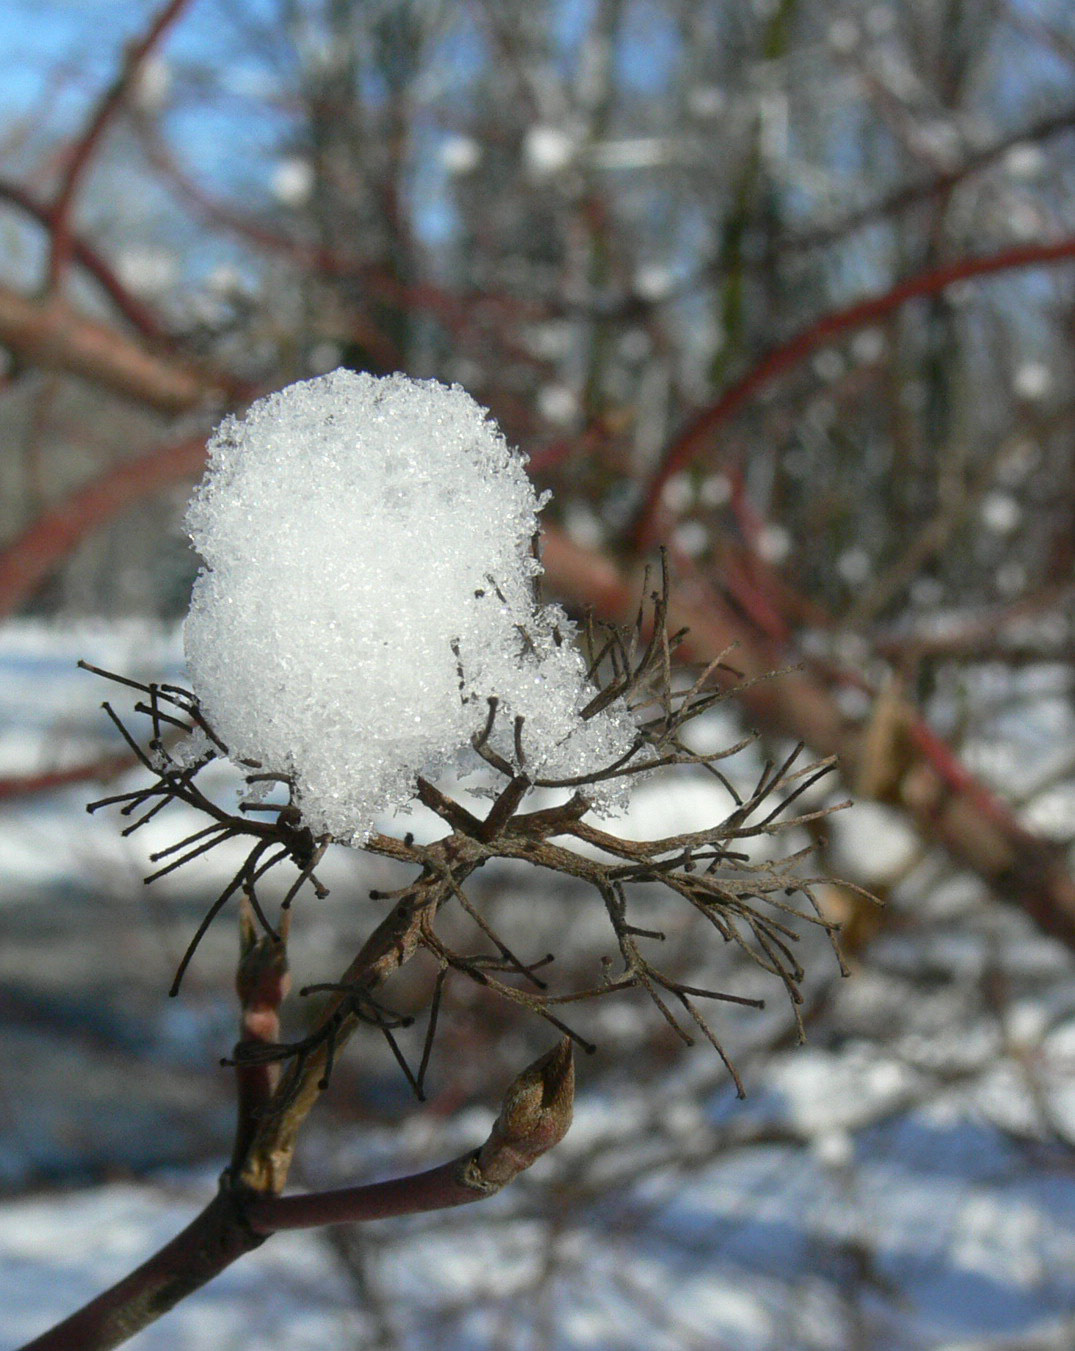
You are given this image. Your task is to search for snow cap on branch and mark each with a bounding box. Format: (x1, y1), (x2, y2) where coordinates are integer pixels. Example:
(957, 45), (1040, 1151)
(184, 370), (637, 841)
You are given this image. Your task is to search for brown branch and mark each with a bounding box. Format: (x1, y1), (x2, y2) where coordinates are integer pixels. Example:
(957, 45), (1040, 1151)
(18, 1041), (574, 1350)
(231, 898), (291, 1172)
(5, 435), (1075, 957)
(0, 753), (135, 800)
(0, 432), (208, 619)
(0, 284), (238, 411)
(636, 236), (1075, 549)
(541, 526), (1075, 952)
(17, 1191), (266, 1351)
(0, 178), (171, 342)
(20, 587), (831, 1346)
(239, 852), (472, 1193)
(133, 119), (552, 364)
(768, 104), (1075, 259)
(47, 0), (193, 289)
(245, 1039), (574, 1231)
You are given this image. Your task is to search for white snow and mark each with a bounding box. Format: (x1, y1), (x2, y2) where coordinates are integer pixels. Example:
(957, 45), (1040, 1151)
(1004, 142), (1047, 180)
(755, 523), (791, 565)
(523, 126), (576, 175)
(184, 371), (639, 841)
(1013, 362), (1051, 401)
(270, 158), (314, 207)
(687, 85), (726, 118)
(633, 262), (675, 300)
(827, 18), (860, 54)
(6, 623), (1075, 1348)
(536, 382), (578, 425)
(836, 546), (872, 585)
(699, 472), (731, 507)
(980, 491), (1021, 535)
(850, 327), (886, 365)
(131, 56), (171, 112)
(670, 520), (708, 558)
(0, 1181), (355, 1350)
(441, 135), (481, 175)
(115, 247), (178, 297)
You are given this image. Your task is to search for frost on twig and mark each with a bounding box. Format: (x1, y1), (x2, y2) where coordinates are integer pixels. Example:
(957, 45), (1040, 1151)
(84, 373), (852, 1195)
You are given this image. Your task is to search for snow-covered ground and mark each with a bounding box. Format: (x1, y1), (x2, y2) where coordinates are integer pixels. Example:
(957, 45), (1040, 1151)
(3, 622), (1075, 1350)
(0, 1178), (357, 1349)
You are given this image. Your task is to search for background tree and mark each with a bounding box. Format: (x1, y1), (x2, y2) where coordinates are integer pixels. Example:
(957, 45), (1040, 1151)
(4, 2), (1075, 1347)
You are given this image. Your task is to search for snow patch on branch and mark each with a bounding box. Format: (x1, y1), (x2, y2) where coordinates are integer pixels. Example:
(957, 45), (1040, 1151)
(184, 370), (637, 841)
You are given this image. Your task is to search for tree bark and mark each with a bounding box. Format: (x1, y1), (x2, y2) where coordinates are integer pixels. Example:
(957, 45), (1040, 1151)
(0, 283), (239, 412)
(542, 528), (1075, 950)
(18, 1191), (265, 1351)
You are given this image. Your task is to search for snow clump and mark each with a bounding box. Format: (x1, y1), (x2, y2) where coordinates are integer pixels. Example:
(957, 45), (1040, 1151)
(184, 370), (639, 842)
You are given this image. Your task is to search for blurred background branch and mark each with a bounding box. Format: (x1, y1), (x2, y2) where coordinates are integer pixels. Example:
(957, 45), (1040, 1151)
(5, 2), (1075, 1347)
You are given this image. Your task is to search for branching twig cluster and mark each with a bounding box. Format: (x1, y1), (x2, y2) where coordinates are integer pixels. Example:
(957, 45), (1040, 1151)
(85, 558), (849, 1130)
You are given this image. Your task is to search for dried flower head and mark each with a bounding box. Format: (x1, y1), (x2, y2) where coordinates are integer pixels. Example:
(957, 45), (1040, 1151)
(85, 375), (851, 1195)
(184, 370), (640, 842)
